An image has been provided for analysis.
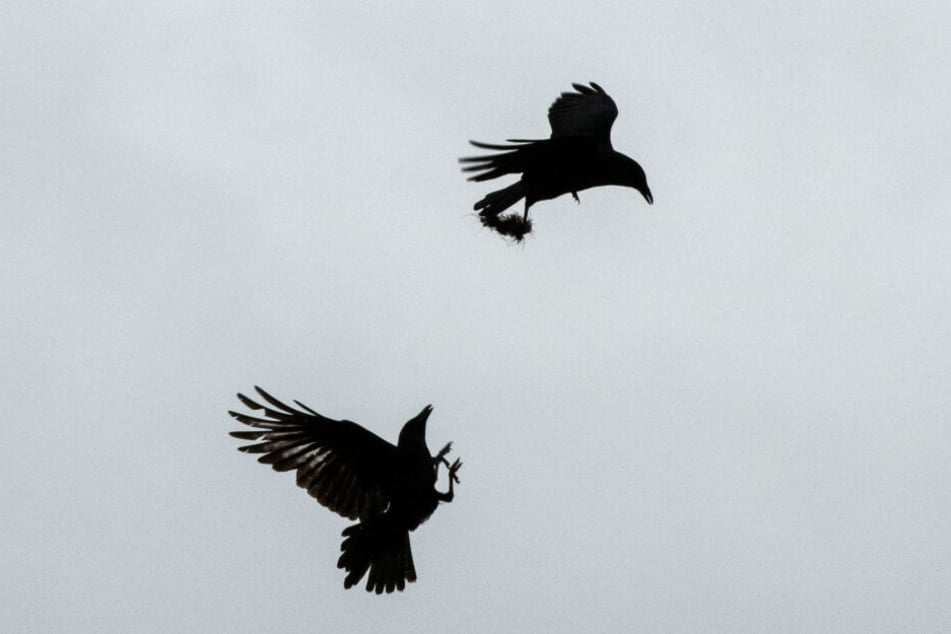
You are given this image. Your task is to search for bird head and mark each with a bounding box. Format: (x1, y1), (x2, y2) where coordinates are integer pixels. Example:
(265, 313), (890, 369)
(612, 154), (653, 205)
(398, 404), (433, 451)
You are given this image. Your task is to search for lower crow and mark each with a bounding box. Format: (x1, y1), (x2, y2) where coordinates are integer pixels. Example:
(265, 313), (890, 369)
(229, 386), (461, 593)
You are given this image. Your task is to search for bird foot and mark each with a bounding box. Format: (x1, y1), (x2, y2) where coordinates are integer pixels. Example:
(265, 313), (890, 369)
(448, 458), (462, 484)
(434, 442), (453, 467)
(571, 191), (579, 204)
(436, 457), (462, 502)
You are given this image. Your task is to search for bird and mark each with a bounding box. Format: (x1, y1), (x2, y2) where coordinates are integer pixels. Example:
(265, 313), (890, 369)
(460, 82), (652, 238)
(228, 386), (462, 594)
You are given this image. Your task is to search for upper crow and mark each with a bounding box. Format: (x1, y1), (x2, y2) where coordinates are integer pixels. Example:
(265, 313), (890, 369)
(229, 386), (461, 594)
(460, 82), (652, 239)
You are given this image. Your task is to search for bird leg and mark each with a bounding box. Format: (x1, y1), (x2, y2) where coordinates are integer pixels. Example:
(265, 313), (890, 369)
(433, 442), (453, 469)
(571, 191), (580, 203)
(436, 458), (462, 502)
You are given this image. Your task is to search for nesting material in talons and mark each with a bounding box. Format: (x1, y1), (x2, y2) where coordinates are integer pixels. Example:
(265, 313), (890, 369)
(480, 213), (533, 242)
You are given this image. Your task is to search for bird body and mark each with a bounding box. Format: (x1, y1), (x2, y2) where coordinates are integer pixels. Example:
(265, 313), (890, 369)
(229, 387), (461, 594)
(461, 82), (652, 237)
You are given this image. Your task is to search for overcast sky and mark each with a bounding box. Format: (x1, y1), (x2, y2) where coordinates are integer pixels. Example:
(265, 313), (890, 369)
(4, 2), (951, 632)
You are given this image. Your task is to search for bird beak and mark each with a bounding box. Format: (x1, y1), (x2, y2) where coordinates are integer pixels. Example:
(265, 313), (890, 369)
(642, 188), (653, 205)
(416, 405), (433, 425)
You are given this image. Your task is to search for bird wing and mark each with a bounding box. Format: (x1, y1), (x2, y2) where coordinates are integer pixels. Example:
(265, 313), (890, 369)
(459, 140), (540, 182)
(229, 386), (398, 521)
(547, 82), (618, 144)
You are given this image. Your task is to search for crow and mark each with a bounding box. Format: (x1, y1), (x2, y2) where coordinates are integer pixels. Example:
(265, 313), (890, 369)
(229, 386), (461, 594)
(460, 82), (652, 236)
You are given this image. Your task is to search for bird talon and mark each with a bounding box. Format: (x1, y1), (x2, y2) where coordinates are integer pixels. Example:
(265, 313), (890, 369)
(572, 192), (579, 203)
(433, 441), (453, 465)
(449, 458), (463, 484)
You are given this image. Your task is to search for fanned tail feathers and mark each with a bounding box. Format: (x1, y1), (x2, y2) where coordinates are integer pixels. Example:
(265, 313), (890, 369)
(337, 517), (417, 594)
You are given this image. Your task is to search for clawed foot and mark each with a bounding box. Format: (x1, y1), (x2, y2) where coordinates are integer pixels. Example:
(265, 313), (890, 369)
(436, 452), (462, 502)
(572, 191), (579, 203)
(434, 443), (462, 483)
(448, 458), (462, 484)
(434, 441), (453, 467)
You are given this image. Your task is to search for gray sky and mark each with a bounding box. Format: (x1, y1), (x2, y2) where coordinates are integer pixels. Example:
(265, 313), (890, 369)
(4, 2), (951, 632)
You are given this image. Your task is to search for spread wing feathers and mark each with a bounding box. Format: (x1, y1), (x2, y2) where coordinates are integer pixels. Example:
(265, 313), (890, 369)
(459, 139), (545, 182)
(547, 82), (618, 143)
(229, 386), (397, 521)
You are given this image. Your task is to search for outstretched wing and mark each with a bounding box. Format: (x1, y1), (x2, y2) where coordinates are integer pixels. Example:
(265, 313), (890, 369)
(547, 82), (618, 144)
(458, 140), (541, 182)
(229, 386), (398, 521)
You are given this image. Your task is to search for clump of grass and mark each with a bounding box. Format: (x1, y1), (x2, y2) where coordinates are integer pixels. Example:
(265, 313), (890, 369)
(480, 213), (533, 242)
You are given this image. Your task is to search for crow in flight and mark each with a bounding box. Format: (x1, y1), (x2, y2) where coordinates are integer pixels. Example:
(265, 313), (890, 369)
(461, 82), (652, 238)
(229, 386), (461, 594)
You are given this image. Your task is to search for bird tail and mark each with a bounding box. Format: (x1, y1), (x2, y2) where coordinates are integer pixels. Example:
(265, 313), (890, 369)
(337, 516), (416, 594)
(473, 181), (526, 218)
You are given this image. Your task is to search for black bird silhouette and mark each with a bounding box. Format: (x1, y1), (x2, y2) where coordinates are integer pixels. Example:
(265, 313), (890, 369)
(460, 82), (652, 238)
(229, 386), (461, 594)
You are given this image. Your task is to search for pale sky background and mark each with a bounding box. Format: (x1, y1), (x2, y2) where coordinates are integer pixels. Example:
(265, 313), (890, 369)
(3, 2), (951, 632)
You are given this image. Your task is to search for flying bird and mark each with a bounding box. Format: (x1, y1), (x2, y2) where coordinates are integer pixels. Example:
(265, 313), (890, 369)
(460, 82), (652, 239)
(229, 386), (461, 594)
